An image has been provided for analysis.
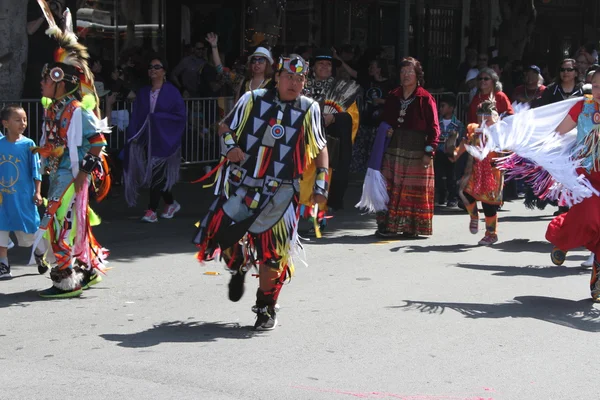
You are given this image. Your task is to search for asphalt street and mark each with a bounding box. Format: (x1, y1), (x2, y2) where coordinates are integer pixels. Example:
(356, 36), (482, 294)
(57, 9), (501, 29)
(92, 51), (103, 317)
(1, 181), (597, 400)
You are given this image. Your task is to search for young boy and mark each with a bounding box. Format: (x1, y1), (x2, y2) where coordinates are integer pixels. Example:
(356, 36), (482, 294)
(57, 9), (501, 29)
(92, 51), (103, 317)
(435, 94), (465, 207)
(0, 105), (48, 280)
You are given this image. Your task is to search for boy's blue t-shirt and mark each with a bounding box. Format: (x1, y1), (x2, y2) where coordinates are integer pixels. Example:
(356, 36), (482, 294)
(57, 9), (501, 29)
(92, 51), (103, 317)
(0, 136), (42, 233)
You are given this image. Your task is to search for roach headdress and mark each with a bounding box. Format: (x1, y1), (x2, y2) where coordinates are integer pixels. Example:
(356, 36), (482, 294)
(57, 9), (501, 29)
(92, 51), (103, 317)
(37, 0), (99, 114)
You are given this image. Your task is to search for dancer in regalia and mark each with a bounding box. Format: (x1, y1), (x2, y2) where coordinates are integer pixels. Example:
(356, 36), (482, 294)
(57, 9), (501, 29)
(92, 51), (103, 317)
(466, 69), (600, 300)
(193, 55), (328, 330)
(33, 0), (111, 298)
(450, 101), (504, 245)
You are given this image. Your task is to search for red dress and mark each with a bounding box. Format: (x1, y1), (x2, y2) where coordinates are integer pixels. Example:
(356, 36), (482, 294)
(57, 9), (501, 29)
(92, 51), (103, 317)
(546, 101), (600, 256)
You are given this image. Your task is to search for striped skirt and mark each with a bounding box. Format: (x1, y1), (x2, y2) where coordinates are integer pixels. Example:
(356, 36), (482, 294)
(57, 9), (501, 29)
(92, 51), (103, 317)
(377, 129), (434, 235)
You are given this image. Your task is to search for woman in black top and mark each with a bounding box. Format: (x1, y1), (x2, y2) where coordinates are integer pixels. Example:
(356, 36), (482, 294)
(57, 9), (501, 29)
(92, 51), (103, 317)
(532, 59), (584, 108)
(350, 58), (393, 173)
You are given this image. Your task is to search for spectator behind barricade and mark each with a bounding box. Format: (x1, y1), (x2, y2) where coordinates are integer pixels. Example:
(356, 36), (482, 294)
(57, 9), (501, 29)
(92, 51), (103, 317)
(234, 47), (274, 102)
(350, 58), (392, 174)
(123, 56), (186, 223)
(465, 52), (488, 101)
(171, 40), (207, 98)
(532, 58), (583, 108)
(456, 47), (477, 92)
(435, 93), (465, 208)
(510, 60), (524, 96)
(575, 50), (595, 82)
(333, 45), (358, 81)
(585, 64), (600, 84)
(24, 0), (65, 98)
(294, 45), (314, 64)
(199, 33), (224, 98)
(511, 65), (546, 105)
(91, 57), (105, 83)
(468, 68), (513, 123)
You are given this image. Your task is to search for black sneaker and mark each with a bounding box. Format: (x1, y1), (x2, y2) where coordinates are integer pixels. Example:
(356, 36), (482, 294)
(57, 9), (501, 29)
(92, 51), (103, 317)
(0, 262), (12, 280)
(253, 306), (277, 331)
(228, 268), (247, 302)
(35, 254), (50, 275)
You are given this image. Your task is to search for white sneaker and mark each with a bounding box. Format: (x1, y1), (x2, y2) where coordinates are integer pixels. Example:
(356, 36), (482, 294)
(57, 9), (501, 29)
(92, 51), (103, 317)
(141, 210), (158, 223)
(582, 253), (595, 267)
(160, 201), (181, 219)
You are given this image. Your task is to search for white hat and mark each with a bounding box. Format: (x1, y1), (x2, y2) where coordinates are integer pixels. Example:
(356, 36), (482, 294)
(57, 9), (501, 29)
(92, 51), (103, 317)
(465, 68), (479, 83)
(94, 81), (110, 97)
(250, 47), (273, 65)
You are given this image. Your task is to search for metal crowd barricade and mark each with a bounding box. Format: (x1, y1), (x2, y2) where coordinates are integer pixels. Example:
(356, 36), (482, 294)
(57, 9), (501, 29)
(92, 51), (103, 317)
(1, 96), (234, 166)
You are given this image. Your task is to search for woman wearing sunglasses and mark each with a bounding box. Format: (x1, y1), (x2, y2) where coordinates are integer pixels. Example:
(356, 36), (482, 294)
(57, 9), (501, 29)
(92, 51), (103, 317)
(234, 47), (274, 102)
(533, 59), (584, 107)
(124, 57), (186, 223)
(467, 68), (513, 123)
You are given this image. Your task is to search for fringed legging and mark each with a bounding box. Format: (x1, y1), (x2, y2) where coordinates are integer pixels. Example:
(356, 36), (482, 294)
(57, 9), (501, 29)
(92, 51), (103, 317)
(463, 192), (498, 217)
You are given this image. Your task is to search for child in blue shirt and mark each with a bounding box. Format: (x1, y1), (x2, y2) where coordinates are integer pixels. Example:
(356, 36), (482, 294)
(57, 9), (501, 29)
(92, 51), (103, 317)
(0, 105), (48, 280)
(435, 94), (466, 208)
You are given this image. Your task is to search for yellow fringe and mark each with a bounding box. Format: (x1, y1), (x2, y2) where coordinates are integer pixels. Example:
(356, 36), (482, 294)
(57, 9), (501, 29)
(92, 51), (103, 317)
(304, 108), (321, 161)
(270, 216), (295, 278)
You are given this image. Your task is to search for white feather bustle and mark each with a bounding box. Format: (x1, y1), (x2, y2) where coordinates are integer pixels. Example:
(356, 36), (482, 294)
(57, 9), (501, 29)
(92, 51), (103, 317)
(355, 168), (389, 213)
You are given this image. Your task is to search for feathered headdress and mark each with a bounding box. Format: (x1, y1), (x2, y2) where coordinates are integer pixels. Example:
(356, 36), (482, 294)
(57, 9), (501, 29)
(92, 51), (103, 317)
(37, 0), (99, 115)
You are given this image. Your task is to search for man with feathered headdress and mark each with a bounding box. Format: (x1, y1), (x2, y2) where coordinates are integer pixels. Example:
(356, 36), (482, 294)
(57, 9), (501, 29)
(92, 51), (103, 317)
(32, 0), (111, 298)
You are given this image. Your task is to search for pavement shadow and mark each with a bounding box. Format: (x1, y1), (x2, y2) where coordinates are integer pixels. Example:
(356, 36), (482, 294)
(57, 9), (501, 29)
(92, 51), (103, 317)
(303, 234), (380, 245)
(100, 320), (256, 347)
(498, 215), (553, 223)
(492, 238), (551, 254)
(0, 290), (49, 308)
(454, 263), (589, 278)
(390, 296), (600, 332)
(391, 243), (479, 253)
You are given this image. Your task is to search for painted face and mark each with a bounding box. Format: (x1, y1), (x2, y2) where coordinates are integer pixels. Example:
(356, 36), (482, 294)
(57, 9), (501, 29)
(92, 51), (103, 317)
(400, 65), (417, 86)
(478, 73), (493, 92)
(277, 71), (305, 101)
(148, 59), (166, 81)
(314, 60), (332, 80)
(559, 61), (576, 83)
(2, 108), (27, 136)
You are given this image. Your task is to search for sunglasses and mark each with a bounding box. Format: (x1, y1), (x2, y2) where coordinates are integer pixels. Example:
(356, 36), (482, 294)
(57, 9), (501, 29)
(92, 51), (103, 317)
(478, 58), (488, 62)
(251, 57), (267, 64)
(478, 77), (491, 81)
(560, 67), (575, 72)
(148, 65), (164, 70)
